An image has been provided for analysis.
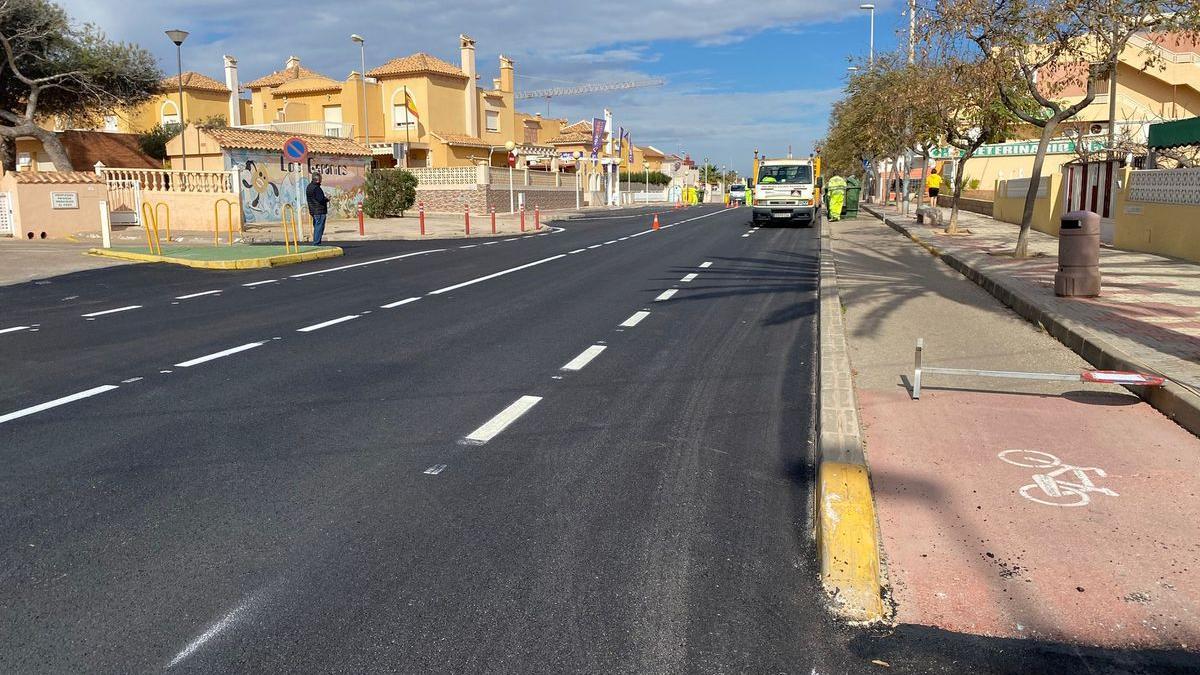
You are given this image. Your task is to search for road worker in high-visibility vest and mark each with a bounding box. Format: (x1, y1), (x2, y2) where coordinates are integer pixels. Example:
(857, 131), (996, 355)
(826, 174), (847, 221)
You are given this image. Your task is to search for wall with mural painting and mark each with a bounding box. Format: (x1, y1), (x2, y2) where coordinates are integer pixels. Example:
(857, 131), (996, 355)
(228, 149), (368, 225)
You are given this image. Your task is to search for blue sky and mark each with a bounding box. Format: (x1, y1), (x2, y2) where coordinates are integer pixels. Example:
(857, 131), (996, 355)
(61, 1), (909, 176)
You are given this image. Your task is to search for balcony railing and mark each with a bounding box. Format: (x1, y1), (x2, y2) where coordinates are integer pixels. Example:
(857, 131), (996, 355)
(237, 120), (356, 138)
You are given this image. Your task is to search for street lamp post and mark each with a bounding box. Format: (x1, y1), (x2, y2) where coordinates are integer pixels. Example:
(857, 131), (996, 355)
(505, 140), (516, 213)
(859, 4), (875, 66)
(165, 29), (189, 170)
(575, 151), (585, 209)
(351, 35), (370, 152)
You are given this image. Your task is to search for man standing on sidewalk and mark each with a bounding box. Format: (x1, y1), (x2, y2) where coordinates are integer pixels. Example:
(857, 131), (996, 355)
(306, 173), (329, 245)
(926, 168), (943, 208)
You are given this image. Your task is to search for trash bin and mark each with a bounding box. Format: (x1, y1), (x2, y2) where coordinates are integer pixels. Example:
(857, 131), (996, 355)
(1054, 210), (1101, 297)
(843, 176), (862, 218)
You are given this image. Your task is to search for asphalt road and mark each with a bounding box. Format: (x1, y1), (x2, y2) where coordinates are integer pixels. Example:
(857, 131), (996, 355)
(2, 206), (1190, 674)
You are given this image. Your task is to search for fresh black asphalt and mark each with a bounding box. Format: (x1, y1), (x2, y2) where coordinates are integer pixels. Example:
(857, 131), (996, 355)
(2, 205), (1196, 673)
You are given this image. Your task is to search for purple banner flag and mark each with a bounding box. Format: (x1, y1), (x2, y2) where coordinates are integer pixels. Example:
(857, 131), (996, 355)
(591, 117), (605, 156)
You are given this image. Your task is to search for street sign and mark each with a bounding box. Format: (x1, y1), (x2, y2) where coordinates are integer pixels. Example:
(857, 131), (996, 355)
(283, 136), (309, 165)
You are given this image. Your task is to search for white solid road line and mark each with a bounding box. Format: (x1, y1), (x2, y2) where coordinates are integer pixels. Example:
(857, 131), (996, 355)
(561, 345), (606, 371)
(587, 244), (602, 249)
(428, 254), (566, 295)
(0, 325), (30, 335)
(680, 273), (698, 282)
(620, 310), (650, 327)
(175, 341), (266, 368)
(483, 242), (498, 246)
(604, 240), (618, 245)
(460, 244), (478, 249)
(463, 395), (542, 445)
(380, 297), (421, 309)
(297, 315), (360, 332)
(175, 289), (222, 300)
(568, 248), (587, 254)
(242, 279), (278, 287)
(699, 262), (713, 268)
(0, 384), (119, 425)
(289, 249), (444, 278)
(81, 305), (142, 318)
(628, 230), (652, 238)
(655, 289), (678, 302)
(503, 238), (519, 242)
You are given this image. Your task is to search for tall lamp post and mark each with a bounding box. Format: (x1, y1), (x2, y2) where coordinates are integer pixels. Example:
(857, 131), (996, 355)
(351, 34), (370, 152)
(859, 4), (875, 66)
(575, 151), (585, 209)
(165, 29), (189, 170)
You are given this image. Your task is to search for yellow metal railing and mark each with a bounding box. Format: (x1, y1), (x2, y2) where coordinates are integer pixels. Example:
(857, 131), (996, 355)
(140, 201), (165, 255)
(281, 204), (300, 254)
(214, 198), (239, 246)
(155, 202), (171, 241)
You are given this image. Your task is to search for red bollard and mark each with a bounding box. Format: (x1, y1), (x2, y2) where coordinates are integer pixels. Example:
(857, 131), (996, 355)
(419, 201), (426, 236)
(465, 204), (471, 236)
(520, 206), (526, 232)
(357, 203), (365, 236)
(535, 205), (541, 230)
(490, 206), (497, 234)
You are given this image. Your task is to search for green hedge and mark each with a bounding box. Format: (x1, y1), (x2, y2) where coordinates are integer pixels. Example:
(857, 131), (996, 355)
(363, 169), (417, 218)
(618, 170), (672, 186)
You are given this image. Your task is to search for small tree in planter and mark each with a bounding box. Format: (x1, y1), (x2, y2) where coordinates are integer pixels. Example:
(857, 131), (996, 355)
(363, 169), (417, 218)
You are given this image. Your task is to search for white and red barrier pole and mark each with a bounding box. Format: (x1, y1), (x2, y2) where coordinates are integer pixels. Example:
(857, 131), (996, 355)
(491, 206), (497, 234)
(357, 203), (365, 236)
(465, 204), (471, 236)
(419, 201), (426, 236)
(535, 205), (541, 230)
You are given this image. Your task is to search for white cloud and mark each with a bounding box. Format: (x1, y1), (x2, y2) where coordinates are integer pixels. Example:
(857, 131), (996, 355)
(58, 0), (850, 172)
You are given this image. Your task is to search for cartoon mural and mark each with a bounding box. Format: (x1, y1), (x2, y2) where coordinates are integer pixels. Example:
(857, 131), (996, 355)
(228, 149), (368, 225)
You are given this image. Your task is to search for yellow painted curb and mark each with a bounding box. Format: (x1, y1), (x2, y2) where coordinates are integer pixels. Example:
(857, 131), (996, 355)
(817, 461), (884, 621)
(86, 247), (343, 269)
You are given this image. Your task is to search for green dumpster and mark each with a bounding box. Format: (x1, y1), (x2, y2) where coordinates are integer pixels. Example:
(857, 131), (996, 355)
(843, 176), (862, 218)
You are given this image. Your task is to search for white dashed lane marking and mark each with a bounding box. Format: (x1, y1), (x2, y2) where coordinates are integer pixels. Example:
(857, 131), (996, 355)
(175, 290), (222, 300)
(699, 262), (712, 268)
(462, 395), (542, 445)
(297, 315), (360, 333)
(561, 345), (606, 372)
(680, 273), (698, 282)
(0, 385), (119, 425)
(175, 341), (266, 368)
(655, 289), (677, 302)
(380, 297), (421, 309)
(620, 311), (650, 328)
(242, 279), (278, 287)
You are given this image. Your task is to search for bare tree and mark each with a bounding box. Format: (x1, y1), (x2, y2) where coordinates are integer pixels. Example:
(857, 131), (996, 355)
(928, 0), (1200, 256)
(0, 0), (160, 170)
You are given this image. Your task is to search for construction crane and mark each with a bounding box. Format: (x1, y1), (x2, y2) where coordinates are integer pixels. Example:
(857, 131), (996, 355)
(516, 79), (665, 116)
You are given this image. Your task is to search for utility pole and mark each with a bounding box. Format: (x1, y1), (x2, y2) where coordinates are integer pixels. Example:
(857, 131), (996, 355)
(604, 108), (615, 206)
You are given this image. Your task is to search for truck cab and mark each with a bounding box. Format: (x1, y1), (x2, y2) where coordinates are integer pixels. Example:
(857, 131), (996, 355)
(752, 159), (820, 226)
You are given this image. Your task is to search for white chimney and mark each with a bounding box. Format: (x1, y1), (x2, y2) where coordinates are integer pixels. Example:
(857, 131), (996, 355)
(223, 55), (241, 126)
(460, 34), (479, 137)
(285, 55), (301, 71)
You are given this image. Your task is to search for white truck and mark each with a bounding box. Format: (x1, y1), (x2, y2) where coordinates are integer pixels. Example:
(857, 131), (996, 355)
(751, 157), (821, 226)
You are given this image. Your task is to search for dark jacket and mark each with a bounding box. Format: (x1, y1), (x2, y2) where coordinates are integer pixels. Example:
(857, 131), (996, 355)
(306, 181), (329, 216)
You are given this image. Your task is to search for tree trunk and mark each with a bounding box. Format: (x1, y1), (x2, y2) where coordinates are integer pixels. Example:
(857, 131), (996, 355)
(948, 150), (974, 234)
(1015, 121), (1059, 257)
(28, 125), (74, 172)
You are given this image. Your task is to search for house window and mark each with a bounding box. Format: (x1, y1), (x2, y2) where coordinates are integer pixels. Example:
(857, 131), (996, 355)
(161, 100), (181, 126)
(523, 122), (538, 144)
(323, 105), (343, 137)
(486, 110), (500, 133)
(393, 104), (415, 129)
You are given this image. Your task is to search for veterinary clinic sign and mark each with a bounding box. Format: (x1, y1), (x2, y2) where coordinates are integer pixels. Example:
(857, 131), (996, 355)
(930, 138), (1107, 159)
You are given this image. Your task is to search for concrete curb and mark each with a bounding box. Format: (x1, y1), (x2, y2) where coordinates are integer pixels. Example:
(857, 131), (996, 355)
(817, 219), (885, 622)
(86, 246), (343, 270)
(861, 205), (1200, 438)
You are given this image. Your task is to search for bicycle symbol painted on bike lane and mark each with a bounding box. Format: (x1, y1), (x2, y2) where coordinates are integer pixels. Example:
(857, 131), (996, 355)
(998, 450), (1119, 507)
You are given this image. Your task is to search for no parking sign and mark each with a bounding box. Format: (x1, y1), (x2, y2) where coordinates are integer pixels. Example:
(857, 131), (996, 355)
(283, 137), (308, 166)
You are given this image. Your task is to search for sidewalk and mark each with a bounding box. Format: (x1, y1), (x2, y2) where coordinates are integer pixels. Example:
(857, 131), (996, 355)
(863, 203), (1200, 437)
(0, 239), (128, 286)
(830, 215), (1200, 653)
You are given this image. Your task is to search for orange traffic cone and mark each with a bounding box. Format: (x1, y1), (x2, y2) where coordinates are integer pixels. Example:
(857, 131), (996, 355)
(652, 213), (660, 230)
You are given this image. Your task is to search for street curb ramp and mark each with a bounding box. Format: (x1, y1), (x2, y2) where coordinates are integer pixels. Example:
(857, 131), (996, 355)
(87, 246), (343, 270)
(816, 220), (885, 622)
(861, 205), (1200, 439)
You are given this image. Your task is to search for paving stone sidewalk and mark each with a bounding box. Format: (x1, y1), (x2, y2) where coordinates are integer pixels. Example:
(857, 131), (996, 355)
(863, 203), (1200, 435)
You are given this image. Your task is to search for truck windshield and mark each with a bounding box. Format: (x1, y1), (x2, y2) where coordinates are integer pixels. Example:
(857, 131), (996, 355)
(758, 165), (813, 185)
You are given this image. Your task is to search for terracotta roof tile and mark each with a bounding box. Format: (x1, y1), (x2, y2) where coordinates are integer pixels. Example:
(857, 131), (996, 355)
(548, 130), (592, 145)
(430, 131), (491, 148)
(160, 71), (229, 94)
(272, 76), (344, 95)
(244, 63), (329, 89)
(13, 171), (103, 184)
(367, 53), (467, 80)
(201, 126), (371, 156)
(59, 130), (159, 169)
(561, 120), (592, 133)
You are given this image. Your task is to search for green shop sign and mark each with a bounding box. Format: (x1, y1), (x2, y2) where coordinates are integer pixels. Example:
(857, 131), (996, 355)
(929, 138), (1106, 159)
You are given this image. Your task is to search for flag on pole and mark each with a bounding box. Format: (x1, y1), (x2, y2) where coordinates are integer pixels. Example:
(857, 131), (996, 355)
(404, 89), (420, 120)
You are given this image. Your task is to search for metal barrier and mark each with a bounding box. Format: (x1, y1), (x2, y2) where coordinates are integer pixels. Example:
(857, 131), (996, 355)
(154, 202), (171, 241)
(140, 201), (163, 255)
(912, 338), (1165, 399)
(214, 198), (238, 246)
(281, 204), (300, 254)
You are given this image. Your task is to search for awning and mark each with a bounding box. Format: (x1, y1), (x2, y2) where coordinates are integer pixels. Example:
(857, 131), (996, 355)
(1147, 116), (1200, 150)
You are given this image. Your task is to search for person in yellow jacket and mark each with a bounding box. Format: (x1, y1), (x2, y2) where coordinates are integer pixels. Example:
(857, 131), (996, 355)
(826, 174), (847, 221)
(926, 168), (944, 207)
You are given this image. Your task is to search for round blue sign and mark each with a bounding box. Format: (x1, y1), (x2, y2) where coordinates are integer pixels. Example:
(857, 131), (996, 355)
(284, 138), (308, 160)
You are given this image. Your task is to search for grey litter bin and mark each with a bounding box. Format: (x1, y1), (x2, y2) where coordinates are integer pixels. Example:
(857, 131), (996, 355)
(1054, 210), (1101, 297)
